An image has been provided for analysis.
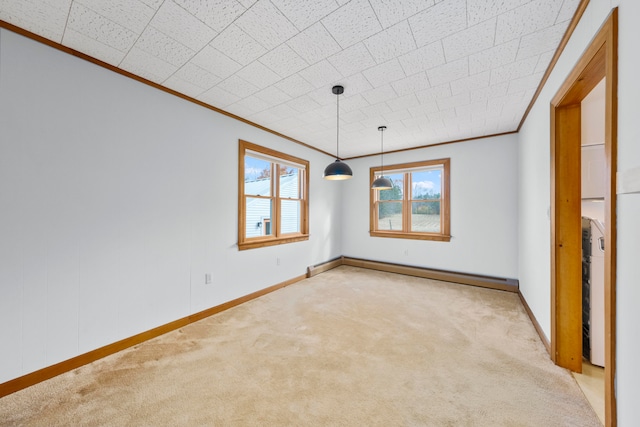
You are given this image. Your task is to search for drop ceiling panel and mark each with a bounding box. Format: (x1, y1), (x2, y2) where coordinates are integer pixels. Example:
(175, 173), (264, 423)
(270, 0), (339, 31)
(286, 22), (341, 65)
(0, 0), (581, 158)
(322, 0), (382, 48)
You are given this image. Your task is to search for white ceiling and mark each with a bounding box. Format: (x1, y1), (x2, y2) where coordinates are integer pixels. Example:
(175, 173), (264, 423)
(0, 0), (580, 158)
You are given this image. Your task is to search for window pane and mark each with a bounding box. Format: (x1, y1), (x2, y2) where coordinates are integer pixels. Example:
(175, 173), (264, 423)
(244, 156), (271, 197)
(412, 169), (441, 199)
(245, 197), (273, 237)
(377, 202), (403, 230)
(411, 201), (440, 233)
(281, 200), (300, 234)
(378, 173), (403, 201)
(279, 166), (299, 198)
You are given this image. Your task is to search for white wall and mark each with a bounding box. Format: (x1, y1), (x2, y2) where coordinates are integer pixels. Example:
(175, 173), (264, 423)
(0, 29), (343, 383)
(518, 0), (640, 424)
(341, 134), (519, 279)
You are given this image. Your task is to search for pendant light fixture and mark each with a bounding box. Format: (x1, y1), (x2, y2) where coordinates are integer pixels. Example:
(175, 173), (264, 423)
(323, 85), (353, 180)
(372, 126), (393, 190)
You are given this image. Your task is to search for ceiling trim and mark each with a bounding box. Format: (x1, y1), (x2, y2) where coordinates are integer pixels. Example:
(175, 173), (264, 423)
(343, 130), (517, 160)
(517, 0), (591, 132)
(0, 19), (334, 159)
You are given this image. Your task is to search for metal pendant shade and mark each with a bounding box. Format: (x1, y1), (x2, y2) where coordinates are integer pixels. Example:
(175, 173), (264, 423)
(323, 85), (353, 180)
(372, 126), (392, 190)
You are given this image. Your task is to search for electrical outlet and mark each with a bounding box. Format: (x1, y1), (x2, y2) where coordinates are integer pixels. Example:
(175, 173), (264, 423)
(276, 257), (280, 266)
(403, 249), (409, 256)
(205, 273), (212, 284)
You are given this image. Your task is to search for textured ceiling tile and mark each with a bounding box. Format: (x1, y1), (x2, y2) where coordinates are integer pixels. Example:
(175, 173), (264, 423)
(173, 0), (246, 33)
(151, 1), (217, 51)
(408, 100), (439, 116)
(298, 60), (342, 89)
(62, 27), (126, 66)
(449, 70), (490, 96)
(427, 58), (468, 87)
(339, 73), (374, 97)
(507, 71), (544, 94)
(383, 109), (414, 124)
(191, 45), (242, 79)
(271, 0), (339, 31)
(414, 83), (452, 104)
(254, 86), (293, 106)
(516, 23), (566, 60)
(456, 100), (488, 118)
(466, 0), (529, 26)
(134, 26), (195, 67)
(0, 0), (71, 42)
(341, 109), (368, 124)
(469, 82), (508, 102)
(556, 0), (581, 23)
(274, 74), (315, 98)
(361, 84), (397, 105)
(386, 94), (420, 112)
(495, 0), (563, 45)
(322, 0), (382, 49)
(368, 0), (434, 29)
(408, 0), (466, 48)
(305, 86), (336, 107)
(268, 103), (299, 121)
(259, 44), (309, 78)
(398, 41), (445, 76)
(391, 72), (431, 97)
(437, 92), (470, 111)
(198, 85), (241, 108)
(236, 61), (282, 89)
(489, 56), (538, 85)
(173, 63), (221, 90)
(228, 95), (271, 115)
(163, 74), (206, 98)
(285, 95), (322, 113)
(235, 0), (298, 50)
(217, 75), (260, 98)
(327, 43), (376, 78)
(363, 59), (406, 88)
(120, 47), (177, 83)
(487, 92), (525, 111)
(443, 18), (496, 62)
(360, 102), (393, 119)
(468, 39), (518, 75)
(75, 0), (155, 33)
(287, 22), (341, 65)
(364, 20), (416, 64)
(67, 2), (137, 52)
(138, 0), (162, 9)
(340, 94), (371, 112)
(534, 51), (554, 73)
(209, 24), (266, 65)
(237, 0), (258, 8)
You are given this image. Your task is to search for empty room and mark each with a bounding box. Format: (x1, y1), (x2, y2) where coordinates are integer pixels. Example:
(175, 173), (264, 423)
(1, 0), (639, 425)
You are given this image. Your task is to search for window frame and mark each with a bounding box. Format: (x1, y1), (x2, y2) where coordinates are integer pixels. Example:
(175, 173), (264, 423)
(238, 140), (309, 250)
(369, 158), (451, 242)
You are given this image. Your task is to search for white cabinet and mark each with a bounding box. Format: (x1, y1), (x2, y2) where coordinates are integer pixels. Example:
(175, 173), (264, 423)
(581, 144), (605, 199)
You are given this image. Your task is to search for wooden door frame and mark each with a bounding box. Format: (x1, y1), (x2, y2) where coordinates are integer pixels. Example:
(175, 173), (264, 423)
(550, 8), (617, 426)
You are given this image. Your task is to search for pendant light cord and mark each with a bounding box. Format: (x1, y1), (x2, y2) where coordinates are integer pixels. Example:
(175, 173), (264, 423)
(336, 91), (340, 160)
(380, 129), (384, 175)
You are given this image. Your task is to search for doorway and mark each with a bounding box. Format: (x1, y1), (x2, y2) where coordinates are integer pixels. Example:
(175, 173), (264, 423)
(550, 8), (617, 427)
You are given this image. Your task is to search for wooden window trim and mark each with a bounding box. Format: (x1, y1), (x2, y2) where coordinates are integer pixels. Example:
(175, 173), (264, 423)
(369, 158), (451, 242)
(238, 140), (309, 250)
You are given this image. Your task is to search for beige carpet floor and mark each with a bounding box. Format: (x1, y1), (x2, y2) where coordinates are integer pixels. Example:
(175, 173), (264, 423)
(0, 266), (600, 426)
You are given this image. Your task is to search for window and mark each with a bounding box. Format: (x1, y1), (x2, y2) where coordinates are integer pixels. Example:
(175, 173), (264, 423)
(239, 140), (309, 250)
(370, 158), (450, 241)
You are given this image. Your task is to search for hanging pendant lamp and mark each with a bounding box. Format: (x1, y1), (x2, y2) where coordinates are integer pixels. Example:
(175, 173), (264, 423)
(323, 85), (353, 180)
(372, 126), (393, 190)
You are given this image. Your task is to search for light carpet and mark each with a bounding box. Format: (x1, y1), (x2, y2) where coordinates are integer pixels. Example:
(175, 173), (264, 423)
(0, 266), (600, 426)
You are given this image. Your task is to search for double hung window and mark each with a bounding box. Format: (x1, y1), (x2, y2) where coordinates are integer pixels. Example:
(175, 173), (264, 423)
(239, 140), (309, 250)
(370, 158), (450, 241)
